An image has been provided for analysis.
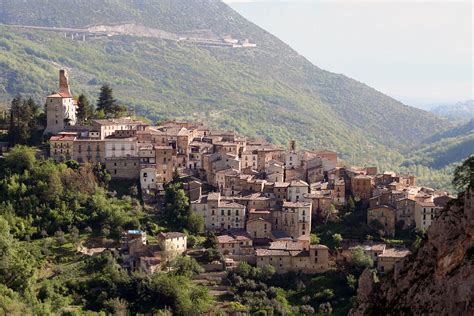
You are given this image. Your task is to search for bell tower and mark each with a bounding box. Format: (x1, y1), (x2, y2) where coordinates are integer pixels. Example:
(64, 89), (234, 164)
(43, 69), (77, 135)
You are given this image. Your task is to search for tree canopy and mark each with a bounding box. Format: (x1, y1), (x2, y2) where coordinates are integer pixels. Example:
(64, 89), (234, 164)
(96, 84), (126, 118)
(452, 155), (474, 192)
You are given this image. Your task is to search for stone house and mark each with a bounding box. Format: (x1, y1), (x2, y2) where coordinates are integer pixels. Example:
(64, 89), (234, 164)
(138, 145), (156, 164)
(155, 145), (176, 183)
(305, 193), (333, 217)
(367, 205), (396, 237)
(272, 201), (312, 239)
(331, 179), (346, 206)
(50, 133), (76, 160)
(246, 217), (272, 239)
(157, 232), (187, 256)
(394, 198), (417, 229)
(217, 231), (253, 255)
(256, 241), (329, 274)
(191, 192), (246, 231)
(72, 139), (105, 164)
(287, 180), (309, 202)
(377, 248), (410, 273)
(340, 241), (386, 262)
(105, 157), (140, 179)
(351, 175), (374, 201)
(273, 182), (290, 201)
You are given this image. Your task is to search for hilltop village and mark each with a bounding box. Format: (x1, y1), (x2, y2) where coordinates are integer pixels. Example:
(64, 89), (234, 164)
(45, 70), (453, 275)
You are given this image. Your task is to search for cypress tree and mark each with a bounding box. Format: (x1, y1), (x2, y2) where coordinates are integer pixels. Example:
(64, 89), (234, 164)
(77, 94), (93, 123)
(96, 84), (117, 118)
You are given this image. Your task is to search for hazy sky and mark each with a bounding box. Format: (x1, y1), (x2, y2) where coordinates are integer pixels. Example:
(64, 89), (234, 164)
(225, 0), (473, 107)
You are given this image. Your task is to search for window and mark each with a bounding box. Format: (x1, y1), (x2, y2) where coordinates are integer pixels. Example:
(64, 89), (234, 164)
(221, 210), (224, 216)
(143, 172), (148, 177)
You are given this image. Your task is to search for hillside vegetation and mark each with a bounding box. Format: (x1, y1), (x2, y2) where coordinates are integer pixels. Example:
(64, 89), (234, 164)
(0, 0), (462, 189)
(403, 120), (474, 169)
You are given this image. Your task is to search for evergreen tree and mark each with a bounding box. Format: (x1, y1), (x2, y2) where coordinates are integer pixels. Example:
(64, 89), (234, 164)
(8, 95), (22, 145)
(8, 96), (40, 145)
(96, 85), (125, 118)
(77, 94), (93, 123)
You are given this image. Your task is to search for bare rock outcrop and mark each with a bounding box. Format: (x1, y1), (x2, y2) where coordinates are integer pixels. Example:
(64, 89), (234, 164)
(350, 190), (474, 315)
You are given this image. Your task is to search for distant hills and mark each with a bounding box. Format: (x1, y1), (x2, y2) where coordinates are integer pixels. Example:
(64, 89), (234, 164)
(0, 0), (462, 188)
(401, 119), (474, 189)
(430, 100), (474, 121)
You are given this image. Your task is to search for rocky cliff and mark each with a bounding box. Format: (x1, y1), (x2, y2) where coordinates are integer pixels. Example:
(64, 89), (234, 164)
(351, 189), (474, 315)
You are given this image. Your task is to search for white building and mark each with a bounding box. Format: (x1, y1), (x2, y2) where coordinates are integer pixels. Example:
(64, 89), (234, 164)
(105, 137), (138, 158)
(140, 166), (159, 191)
(287, 180), (309, 202)
(44, 70), (77, 135)
(414, 201), (441, 231)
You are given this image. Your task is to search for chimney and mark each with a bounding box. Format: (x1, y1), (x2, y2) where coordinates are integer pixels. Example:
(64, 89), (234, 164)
(59, 69), (71, 95)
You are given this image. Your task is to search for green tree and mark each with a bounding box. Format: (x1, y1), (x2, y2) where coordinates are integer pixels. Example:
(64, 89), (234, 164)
(186, 212), (204, 235)
(171, 256), (204, 277)
(0, 217), (37, 293)
(310, 233), (320, 245)
(452, 155), (474, 192)
(351, 246), (374, 269)
(93, 162), (111, 187)
(163, 183), (190, 229)
(4, 145), (36, 174)
(203, 233), (218, 249)
(96, 85), (126, 118)
(346, 274), (357, 290)
(332, 233), (343, 250)
(8, 96), (40, 145)
(77, 94), (94, 123)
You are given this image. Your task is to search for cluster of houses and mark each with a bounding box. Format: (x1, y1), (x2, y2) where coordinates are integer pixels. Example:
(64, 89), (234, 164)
(46, 70), (453, 275)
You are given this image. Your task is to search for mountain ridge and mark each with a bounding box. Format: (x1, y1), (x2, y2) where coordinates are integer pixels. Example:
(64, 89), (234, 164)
(0, 0), (450, 168)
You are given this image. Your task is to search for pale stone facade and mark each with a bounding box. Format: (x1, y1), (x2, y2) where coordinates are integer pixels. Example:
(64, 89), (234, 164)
(44, 70), (77, 135)
(256, 241), (329, 274)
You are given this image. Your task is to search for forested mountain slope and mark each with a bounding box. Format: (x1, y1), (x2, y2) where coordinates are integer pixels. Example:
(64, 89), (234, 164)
(403, 120), (474, 169)
(0, 0), (448, 167)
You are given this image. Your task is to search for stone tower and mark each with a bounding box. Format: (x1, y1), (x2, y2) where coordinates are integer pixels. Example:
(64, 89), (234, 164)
(43, 70), (77, 135)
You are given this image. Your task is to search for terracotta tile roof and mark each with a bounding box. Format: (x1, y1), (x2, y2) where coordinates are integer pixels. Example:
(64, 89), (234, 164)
(217, 234), (235, 244)
(47, 92), (72, 98)
(50, 135), (76, 141)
